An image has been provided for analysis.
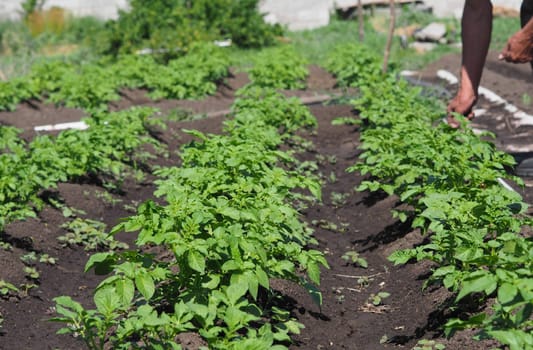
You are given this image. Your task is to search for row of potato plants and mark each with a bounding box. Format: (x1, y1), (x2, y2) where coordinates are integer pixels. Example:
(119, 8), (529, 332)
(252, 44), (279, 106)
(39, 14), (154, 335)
(247, 46), (309, 90)
(0, 107), (164, 232)
(0, 44), (229, 113)
(0, 44), (310, 233)
(327, 43), (532, 349)
(51, 86), (328, 349)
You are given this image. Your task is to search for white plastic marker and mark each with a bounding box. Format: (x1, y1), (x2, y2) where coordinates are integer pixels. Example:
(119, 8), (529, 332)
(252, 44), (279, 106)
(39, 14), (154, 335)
(435, 69), (459, 85)
(34, 121), (89, 131)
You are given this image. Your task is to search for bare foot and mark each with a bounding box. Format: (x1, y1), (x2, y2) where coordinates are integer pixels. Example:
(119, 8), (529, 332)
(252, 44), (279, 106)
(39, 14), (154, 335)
(447, 92), (476, 128)
(499, 27), (533, 63)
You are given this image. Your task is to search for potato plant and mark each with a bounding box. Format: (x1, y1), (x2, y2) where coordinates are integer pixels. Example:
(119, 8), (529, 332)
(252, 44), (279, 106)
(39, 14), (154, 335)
(324, 43), (391, 88)
(51, 88), (327, 349)
(0, 107), (163, 231)
(247, 46), (309, 90)
(0, 44), (230, 113)
(325, 45), (533, 350)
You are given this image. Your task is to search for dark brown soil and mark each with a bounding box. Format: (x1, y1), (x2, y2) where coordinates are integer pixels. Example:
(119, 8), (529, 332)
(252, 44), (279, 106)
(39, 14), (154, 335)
(0, 62), (531, 350)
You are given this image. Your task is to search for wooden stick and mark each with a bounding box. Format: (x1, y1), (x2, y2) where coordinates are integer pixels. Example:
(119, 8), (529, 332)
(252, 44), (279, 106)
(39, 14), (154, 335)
(358, 0), (364, 42)
(382, 0), (396, 74)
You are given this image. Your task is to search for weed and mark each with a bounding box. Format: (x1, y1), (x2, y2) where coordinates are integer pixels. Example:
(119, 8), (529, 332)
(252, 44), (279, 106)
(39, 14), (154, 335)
(312, 219), (346, 233)
(0, 280), (19, 297)
(369, 291), (390, 306)
(39, 253), (57, 265)
(332, 117), (359, 126)
(59, 218), (128, 252)
(20, 252), (37, 265)
(330, 191), (350, 207)
(94, 190), (122, 206)
(521, 93), (531, 106)
(341, 251), (368, 268)
(413, 339), (446, 350)
(23, 266), (39, 280)
(328, 171), (337, 184)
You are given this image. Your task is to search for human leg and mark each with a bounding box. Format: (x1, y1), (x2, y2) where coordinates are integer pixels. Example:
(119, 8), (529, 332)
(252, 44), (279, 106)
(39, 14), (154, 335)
(447, 0), (493, 127)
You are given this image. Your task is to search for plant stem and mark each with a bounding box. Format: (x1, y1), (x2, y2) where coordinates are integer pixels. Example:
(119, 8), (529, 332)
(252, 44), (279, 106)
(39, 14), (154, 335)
(358, 0), (364, 42)
(382, 0), (396, 74)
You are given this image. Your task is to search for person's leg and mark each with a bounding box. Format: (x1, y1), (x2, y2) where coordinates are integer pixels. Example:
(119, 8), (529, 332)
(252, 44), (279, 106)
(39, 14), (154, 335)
(447, 0), (492, 126)
(521, 0), (533, 69)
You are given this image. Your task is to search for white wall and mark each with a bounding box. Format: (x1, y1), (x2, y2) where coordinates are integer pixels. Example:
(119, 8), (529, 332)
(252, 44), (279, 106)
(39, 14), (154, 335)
(0, 0), (524, 25)
(259, 0), (334, 30)
(424, 0), (522, 18)
(0, 0), (128, 20)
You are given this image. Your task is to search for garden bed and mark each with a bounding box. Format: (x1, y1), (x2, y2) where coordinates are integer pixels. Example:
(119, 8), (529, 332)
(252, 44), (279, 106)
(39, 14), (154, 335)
(0, 57), (532, 350)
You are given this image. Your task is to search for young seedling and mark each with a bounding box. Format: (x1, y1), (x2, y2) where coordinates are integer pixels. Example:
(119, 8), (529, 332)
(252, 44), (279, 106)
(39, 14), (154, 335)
(24, 266), (39, 280)
(59, 218), (128, 251)
(328, 171), (337, 184)
(94, 190), (123, 206)
(332, 117), (360, 126)
(342, 251), (368, 268)
(39, 254), (57, 265)
(330, 191), (350, 208)
(413, 339), (446, 350)
(522, 93), (531, 106)
(370, 291), (390, 306)
(0, 280), (19, 297)
(20, 252), (38, 265)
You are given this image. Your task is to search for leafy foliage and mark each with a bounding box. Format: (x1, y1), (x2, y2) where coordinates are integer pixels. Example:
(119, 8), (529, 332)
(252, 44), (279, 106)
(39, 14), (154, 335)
(1, 43), (230, 113)
(0, 107), (162, 231)
(52, 87), (326, 349)
(325, 44), (533, 349)
(94, 0), (283, 58)
(59, 218), (128, 251)
(247, 46), (309, 90)
(325, 43), (390, 88)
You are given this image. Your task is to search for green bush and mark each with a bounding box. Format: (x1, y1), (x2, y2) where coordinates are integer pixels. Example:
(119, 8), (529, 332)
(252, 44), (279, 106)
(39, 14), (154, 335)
(93, 0), (283, 59)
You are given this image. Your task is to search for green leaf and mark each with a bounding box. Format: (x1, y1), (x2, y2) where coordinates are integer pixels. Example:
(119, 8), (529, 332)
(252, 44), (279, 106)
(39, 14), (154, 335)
(116, 278), (135, 306)
(53, 296), (84, 316)
(388, 249), (416, 265)
(400, 188), (419, 202)
(456, 272), (497, 301)
(444, 313), (485, 337)
(218, 206), (241, 220)
(84, 252), (114, 273)
(498, 282), (518, 305)
(306, 261), (321, 285)
(187, 250), (205, 274)
(135, 272), (155, 300)
(94, 285), (120, 316)
(303, 280), (322, 307)
(202, 274), (220, 290)
(488, 330), (527, 350)
(284, 319), (304, 335)
(255, 267), (269, 289)
(226, 282), (248, 305)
